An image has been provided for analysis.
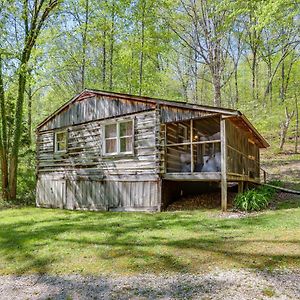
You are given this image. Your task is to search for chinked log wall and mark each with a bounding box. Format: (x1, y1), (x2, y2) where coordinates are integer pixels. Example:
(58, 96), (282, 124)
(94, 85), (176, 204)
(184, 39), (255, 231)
(36, 109), (161, 211)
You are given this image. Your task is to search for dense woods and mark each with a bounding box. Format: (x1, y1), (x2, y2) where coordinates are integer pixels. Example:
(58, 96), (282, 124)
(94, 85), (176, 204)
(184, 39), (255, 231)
(0, 0), (299, 201)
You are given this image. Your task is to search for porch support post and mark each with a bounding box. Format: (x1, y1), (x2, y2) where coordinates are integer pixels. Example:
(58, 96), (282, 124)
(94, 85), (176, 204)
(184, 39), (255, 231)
(220, 117), (227, 211)
(190, 119), (194, 173)
(238, 181), (244, 194)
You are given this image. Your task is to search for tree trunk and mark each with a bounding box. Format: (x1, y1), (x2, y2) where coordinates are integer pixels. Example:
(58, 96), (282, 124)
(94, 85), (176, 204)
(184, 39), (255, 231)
(27, 85), (32, 145)
(295, 95), (299, 153)
(251, 50), (256, 102)
(102, 29), (106, 88)
(193, 51), (198, 103)
(81, 0), (89, 90)
(279, 106), (295, 151)
(0, 150), (9, 200)
(280, 58), (285, 101)
(234, 63), (239, 105)
(266, 60), (272, 107)
(212, 71), (221, 107)
(9, 59), (27, 199)
(139, 0), (146, 96)
(211, 38), (222, 107)
(0, 56), (9, 200)
(7, 0), (58, 200)
(109, 0), (115, 91)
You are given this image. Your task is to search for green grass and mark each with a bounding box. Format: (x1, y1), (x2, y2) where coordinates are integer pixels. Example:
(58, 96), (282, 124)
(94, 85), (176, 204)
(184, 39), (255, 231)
(0, 207), (299, 276)
(262, 287), (276, 297)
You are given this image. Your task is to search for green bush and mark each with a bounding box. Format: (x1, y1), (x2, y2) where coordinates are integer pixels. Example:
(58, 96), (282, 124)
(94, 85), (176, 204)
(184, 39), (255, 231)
(17, 148), (36, 205)
(234, 186), (276, 212)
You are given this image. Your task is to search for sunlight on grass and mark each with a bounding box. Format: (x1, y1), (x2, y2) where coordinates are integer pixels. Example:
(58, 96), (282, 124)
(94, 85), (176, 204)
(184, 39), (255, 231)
(0, 207), (299, 275)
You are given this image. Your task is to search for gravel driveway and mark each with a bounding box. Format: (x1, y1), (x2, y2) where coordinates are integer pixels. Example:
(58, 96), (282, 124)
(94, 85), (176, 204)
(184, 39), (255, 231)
(0, 269), (299, 300)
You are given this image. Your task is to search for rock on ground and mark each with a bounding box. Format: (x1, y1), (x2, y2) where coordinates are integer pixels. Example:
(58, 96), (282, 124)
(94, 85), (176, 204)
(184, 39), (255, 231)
(0, 269), (299, 300)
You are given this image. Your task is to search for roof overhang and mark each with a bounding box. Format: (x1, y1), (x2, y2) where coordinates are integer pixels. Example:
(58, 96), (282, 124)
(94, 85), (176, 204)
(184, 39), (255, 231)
(227, 115), (269, 148)
(36, 89), (241, 130)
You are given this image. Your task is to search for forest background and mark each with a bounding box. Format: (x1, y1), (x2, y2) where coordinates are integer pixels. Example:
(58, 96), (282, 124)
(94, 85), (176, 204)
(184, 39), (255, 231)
(0, 0), (299, 202)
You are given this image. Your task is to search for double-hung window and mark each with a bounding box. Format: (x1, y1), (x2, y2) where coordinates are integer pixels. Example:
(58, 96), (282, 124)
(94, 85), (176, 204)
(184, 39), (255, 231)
(104, 120), (133, 155)
(54, 131), (67, 152)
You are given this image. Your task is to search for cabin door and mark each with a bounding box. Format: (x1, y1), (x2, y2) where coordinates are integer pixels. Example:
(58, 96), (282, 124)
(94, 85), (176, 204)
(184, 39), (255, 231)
(43, 179), (66, 208)
(53, 180), (66, 208)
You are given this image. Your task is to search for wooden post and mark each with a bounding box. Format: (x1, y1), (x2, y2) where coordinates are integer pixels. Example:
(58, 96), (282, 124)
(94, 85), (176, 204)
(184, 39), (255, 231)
(190, 119), (194, 173)
(263, 170), (266, 183)
(220, 117), (227, 211)
(238, 181), (244, 194)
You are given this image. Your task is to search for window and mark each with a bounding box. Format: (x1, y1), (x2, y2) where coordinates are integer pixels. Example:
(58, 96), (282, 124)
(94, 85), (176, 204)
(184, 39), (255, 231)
(104, 120), (133, 155)
(55, 131), (67, 152)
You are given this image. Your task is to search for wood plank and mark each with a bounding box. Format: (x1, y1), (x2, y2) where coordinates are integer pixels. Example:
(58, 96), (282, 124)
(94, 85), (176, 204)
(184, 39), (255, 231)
(221, 118), (227, 211)
(163, 172), (221, 181)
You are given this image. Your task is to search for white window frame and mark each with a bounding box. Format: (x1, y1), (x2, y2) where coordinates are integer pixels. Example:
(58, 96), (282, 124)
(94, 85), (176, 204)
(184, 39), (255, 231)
(54, 130), (68, 153)
(103, 119), (134, 156)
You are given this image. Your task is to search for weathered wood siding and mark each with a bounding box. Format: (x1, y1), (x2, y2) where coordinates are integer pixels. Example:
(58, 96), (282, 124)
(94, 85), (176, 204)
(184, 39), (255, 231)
(226, 119), (260, 180)
(38, 94), (211, 132)
(36, 177), (159, 211)
(160, 105), (210, 123)
(36, 109), (161, 211)
(39, 95), (155, 131)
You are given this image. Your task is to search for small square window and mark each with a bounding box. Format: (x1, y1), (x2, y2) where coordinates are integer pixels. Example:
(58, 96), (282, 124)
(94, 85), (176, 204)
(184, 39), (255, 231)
(55, 131), (67, 152)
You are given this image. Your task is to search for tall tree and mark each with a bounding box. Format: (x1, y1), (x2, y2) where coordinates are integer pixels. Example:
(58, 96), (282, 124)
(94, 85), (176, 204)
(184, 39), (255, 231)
(0, 0), (59, 200)
(168, 0), (235, 106)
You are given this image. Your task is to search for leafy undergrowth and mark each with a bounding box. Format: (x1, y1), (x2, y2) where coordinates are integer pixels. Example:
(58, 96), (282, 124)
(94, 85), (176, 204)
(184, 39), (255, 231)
(234, 186), (276, 212)
(0, 206), (299, 276)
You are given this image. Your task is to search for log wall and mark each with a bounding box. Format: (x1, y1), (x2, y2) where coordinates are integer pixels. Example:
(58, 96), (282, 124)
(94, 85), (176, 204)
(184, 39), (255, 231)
(36, 109), (161, 211)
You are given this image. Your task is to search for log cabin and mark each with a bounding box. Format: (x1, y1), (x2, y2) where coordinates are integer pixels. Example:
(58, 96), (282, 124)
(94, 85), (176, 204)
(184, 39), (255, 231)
(36, 89), (269, 212)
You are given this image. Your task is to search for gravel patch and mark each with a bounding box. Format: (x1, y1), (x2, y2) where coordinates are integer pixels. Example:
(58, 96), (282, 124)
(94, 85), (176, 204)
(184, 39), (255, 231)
(0, 269), (299, 300)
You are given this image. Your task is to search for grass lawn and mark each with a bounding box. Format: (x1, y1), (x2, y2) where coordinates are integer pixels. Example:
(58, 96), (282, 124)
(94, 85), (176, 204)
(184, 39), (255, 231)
(0, 206), (300, 276)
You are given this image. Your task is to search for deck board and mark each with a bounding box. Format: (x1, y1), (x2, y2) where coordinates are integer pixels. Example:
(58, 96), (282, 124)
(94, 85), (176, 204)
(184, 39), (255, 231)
(163, 172), (221, 181)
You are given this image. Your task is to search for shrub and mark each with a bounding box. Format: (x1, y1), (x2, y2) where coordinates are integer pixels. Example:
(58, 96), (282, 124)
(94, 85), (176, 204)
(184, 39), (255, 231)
(268, 180), (283, 187)
(17, 148), (36, 205)
(234, 186), (276, 212)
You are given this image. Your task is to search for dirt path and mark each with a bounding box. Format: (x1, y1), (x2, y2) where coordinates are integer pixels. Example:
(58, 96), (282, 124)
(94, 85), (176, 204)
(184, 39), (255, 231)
(0, 269), (299, 299)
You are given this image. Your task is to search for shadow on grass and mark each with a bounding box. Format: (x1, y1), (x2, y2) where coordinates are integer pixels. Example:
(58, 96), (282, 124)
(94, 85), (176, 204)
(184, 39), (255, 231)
(3, 273), (233, 300)
(0, 208), (299, 275)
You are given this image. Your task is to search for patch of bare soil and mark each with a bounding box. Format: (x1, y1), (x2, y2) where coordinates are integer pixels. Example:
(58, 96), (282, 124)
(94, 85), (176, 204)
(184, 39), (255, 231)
(261, 149), (300, 187)
(166, 191), (236, 211)
(215, 211), (262, 219)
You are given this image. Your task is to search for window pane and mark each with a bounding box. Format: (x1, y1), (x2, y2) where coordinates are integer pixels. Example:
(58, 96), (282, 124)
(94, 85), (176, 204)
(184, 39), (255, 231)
(55, 132), (67, 152)
(105, 138), (117, 153)
(120, 137), (132, 153)
(58, 141), (66, 151)
(120, 121), (132, 137)
(57, 132), (65, 142)
(105, 124), (117, 138)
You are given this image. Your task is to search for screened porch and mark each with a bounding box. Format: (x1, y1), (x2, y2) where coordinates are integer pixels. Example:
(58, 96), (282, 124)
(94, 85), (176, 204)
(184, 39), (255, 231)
(162, 115), (223, 180)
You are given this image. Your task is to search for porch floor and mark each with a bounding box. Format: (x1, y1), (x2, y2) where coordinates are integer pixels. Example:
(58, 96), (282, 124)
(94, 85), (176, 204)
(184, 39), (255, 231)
(163, 172), (221, 181)
(163, 172), (260, 183)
